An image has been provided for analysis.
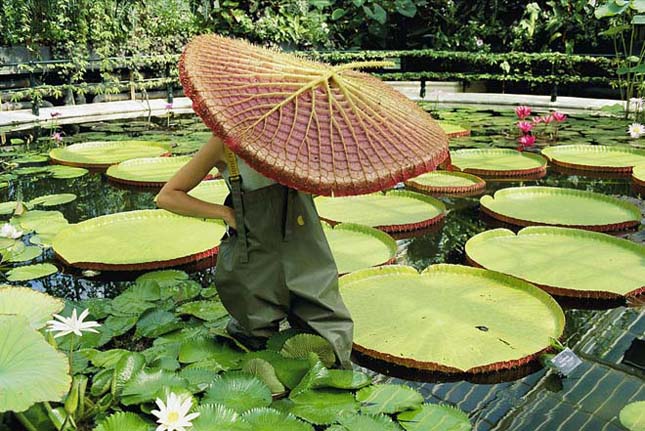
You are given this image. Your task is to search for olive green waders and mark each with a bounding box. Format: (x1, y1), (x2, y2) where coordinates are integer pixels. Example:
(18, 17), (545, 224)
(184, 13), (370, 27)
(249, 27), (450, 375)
(214, 150), (354, 368)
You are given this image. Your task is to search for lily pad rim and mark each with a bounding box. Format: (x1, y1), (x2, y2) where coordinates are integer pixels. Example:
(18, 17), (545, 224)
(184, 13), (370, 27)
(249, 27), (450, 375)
(404, 170), (486, 194)
(541, 144), (645, 173)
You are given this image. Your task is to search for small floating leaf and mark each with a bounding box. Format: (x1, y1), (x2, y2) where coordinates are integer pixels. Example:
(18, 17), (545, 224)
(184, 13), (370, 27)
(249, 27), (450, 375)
(6, 263), (57, 281)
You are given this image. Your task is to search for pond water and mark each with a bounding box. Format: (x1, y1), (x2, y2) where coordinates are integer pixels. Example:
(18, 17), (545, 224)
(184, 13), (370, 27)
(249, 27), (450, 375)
(1, 108), (643, 430)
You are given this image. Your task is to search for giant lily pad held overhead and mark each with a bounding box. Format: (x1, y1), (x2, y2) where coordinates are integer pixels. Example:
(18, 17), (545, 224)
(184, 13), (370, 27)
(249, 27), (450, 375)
(106, 156), (219, 187)
(449, 149), (547, 177)
(466, 227), (645, 299)
(541, 145), (645, 173)
(315, 190), (445, 233)
(53, 209), (225, 271)
(50, 141), (171, 168)
(340, 264), (565, 373)
(480, 186), (641, 232)
(323, 223), (397, 274)
(179, 35), (449, 196)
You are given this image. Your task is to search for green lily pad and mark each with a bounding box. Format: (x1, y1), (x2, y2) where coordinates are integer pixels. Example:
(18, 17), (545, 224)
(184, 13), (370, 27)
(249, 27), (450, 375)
(542, 145), (645, 171)
(405, 171), (485, 194)
(633, 164), (645, 185)
(188, 179), (230, 204)
(324, 223), (396, 274)
(288, 390), (359, 425)
(397, 403), (471, 431)
(49, 141), (171, 168)
(480, 186), (641, 231)
(340, 264), (565, 373)
(280, 334), (336, 368)
(191, 403), (252, 431)
(241, 408), (313, 431)
(120, 368), (187, 405)
(0, 201), (18, 216)
(0, 286), (64, 329)
(333, 413), (402, 431)
(356, 384), (423, 415)
(465, 226), (645, 299)
(93, 412), (151, 431)
(6, 263), (58, 281)
(315, 191), (446, 232)
(48, 165), (88, 179)
(107, 156), (219, 186)
(176, 300), (228, 322)
(52, 209), (225, 270)
(203, 373), (272, 413)
(450, 149), (547, 176)
(437, 121), (470, 137)
(0, 315), (70, 413)
(5, 245), (42, 262)
(619, 401), (645, 431)
(28, 193), (77, 208)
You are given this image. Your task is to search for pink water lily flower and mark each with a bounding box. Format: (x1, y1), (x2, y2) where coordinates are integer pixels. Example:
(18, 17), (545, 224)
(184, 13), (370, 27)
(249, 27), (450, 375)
(517, 121), (534, 133)
(518, 135), (536, 148)
(515, 105), (532, 119)
(51, 132), (63, 142)
(165, 103), (173, 110)
(50, 111), (61, 118)
(541, 114), (554, 124)
(552, 112), (567, 122)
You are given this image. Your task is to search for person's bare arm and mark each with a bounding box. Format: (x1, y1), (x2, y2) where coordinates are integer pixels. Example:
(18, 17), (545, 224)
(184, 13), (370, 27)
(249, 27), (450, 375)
(156, 136), (236, 228)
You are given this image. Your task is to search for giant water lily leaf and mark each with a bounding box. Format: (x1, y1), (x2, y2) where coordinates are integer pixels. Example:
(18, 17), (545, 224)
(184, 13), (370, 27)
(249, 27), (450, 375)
(14, 210), (67, 233)
(203, 373), (272, 413)
(397, 403), (471, 431)
(480, 186), (641, 231)
(542, 145), (645, 172)
(633, 164), (645, 186)
(450, 149), (547, 176)
(188, 179), (230, 204)
(405, 171), (485, 194)
(93, 411), (151, 431)
(240, 408), (313, 431)
(356, 384), (423, 415)
(28, 193), (77, 208)
(316, 190), (445, 232)
(49, 141), (171, 168)
(6, 263), (58, 281)
(288, 390), (359, 425)
(620, 401), (645, 431)
(0, 286), (64, 329)
(466, 227), (645, 298)
(324, 223), (396, 274)
(191, 404), (252, 431)
(52, 209), (225, 270)
(180, 34), (448, 196)
(107, 156), (219, 186)
(340, 264), (565, 373)
(48, 165), (88, 179)
(0, 315), (70, 412)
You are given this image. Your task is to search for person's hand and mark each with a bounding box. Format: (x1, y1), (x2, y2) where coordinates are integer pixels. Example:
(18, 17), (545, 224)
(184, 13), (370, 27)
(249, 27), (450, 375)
(222, 206), (237, 229)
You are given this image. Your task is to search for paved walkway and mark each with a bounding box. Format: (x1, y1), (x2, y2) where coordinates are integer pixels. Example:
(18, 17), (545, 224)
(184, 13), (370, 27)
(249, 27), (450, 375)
(0, 85), (624, 131)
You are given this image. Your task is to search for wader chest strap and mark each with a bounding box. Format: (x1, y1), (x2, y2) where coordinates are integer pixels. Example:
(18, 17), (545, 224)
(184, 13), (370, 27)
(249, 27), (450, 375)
(224, 147), (249, 263)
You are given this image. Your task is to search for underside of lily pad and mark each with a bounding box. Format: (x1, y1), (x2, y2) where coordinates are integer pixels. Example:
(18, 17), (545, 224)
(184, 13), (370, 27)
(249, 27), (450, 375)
(465, 226), (645, 300)
(323, 223), (397, 275)
(315, 190), (446, 233)
(340, 264), (565, 374)
(106, 156), (219, 187)
(449, 149), (547, 177)
(405, 171), (486, 195)
(541, 145), (645, 173)
(480, 186), (641, 232)
(50, 141), (172, 169)
(53, 209), (225, 271)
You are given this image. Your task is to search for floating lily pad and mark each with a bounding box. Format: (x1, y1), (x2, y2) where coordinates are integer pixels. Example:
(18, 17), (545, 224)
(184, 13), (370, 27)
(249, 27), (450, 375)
(542, 145), (645, 173)
(450, 149), (547, 177)
(466, 227), (645, 299)
(619, 401), (645, 431)
(6, 263), (58, 281)
(0, 285), (64, 329)
(405, 171), (486, 194)
(0, 201), (18, 216)
(323, 223), (396, 274)
(5, 245), (42, 262)
(397, 403), (472, 431)
(315, 191), (446, 233)
(340, 264), (565, 373)
(480, 186), (641, 231)
(188, 179), (229, 204)
(52, 209), (225, 270)
(28, 193), (77, 208)
(438, 121), (470, 138)
(106, 156), (219, 187)
(49, 141), (171, 168)
(48, 165), (88, 179)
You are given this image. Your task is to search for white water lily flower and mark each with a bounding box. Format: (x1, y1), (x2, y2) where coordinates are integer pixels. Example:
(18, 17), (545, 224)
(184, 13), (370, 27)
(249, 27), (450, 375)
(628, 123), (644, 139)
(46, 308), (101, 338)
(0, 223), (23, 239)
(151, 392), (200, 431)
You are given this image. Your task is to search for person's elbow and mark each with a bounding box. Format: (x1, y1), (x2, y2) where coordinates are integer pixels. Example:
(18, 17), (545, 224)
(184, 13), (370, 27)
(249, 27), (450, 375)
(155, 187), (176, 211)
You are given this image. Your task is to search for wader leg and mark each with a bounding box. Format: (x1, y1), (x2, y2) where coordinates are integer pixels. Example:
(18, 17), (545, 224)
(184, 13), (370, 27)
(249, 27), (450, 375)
(283, 191), (354, 369)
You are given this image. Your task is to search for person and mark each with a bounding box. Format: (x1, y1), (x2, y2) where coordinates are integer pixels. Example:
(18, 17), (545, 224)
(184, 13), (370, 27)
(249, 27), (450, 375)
(156, 135), (354, 369)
